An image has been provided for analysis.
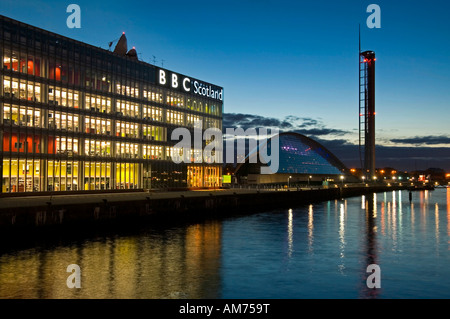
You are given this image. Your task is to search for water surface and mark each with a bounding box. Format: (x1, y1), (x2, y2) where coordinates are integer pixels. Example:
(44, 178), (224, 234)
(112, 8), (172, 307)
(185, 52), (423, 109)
(0, 188), (449, 299)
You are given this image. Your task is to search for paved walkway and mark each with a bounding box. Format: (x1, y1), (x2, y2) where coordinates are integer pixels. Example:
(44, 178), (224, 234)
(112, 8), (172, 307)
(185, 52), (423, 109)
(0, 184), (396, 210)
(0, 188), (286, 209)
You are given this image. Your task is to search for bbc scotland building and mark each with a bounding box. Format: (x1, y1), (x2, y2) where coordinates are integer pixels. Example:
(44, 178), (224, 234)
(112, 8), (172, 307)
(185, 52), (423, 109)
(0, 15), (223, 193)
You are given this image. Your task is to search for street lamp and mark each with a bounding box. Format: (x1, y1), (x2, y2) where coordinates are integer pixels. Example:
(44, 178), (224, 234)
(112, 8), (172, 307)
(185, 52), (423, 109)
(308, 175), (312, 187)
(288, 176), (292, 188)
(340, 175), (344, 186)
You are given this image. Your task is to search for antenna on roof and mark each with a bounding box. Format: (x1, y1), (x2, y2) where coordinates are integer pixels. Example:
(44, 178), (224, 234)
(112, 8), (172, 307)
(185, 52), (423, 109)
(161, 59), (165, 67)
(107, 35), (121, 51)
(152, 55), (157, 65)
(359, 23), (361, 55)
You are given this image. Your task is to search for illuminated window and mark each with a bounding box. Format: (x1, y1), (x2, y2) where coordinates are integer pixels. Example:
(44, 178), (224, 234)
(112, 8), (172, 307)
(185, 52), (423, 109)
(2, 159), (42, 192)
(143, 145), (162, 160)
(3, 50), (19, 71)
(166, 93), (184, 107)
(86, 94), (111, 113)
(3, 77), (12, 97)
(84, 162), (111, 190)
(116, 121), (138, 138)
(56, 137), (79, 155)
(167, 111), (184, 125)
(143, 125), (165, 141)
(116, 82), (139, 97)
(186, 114), (201, 127)
(116, 162), (138, 189)
(116, 142), (139, 158)
(143, 105), (162, 122)
(143, 86), (163, 103)
(116, 100), (139, 118)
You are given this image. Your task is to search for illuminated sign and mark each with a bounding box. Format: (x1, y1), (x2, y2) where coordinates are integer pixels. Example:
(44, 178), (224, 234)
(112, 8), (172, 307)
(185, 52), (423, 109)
(193, 81), (223, 100)
(158, 69), (223, 101)
(222, 175), (231, 183)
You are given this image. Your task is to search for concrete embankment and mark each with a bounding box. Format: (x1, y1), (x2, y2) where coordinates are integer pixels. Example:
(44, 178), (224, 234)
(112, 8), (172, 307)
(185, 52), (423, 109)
(0, 185), (408, 231)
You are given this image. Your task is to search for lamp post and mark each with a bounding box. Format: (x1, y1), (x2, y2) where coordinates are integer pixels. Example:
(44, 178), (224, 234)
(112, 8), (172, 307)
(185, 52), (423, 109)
(288, 176), (292, 188)
(340, 175), (344, 186)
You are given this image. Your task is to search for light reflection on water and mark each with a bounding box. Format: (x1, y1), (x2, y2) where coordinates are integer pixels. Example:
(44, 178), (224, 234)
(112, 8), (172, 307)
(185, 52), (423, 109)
(0, 188), (449, 299)
(0, 224), (223, 299)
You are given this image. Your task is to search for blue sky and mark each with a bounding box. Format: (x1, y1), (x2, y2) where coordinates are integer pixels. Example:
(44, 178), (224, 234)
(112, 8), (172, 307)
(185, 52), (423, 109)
(1, 0), (449, 170)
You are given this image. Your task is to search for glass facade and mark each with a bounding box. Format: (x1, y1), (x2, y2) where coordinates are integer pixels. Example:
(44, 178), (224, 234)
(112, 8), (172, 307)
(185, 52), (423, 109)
(239, 132), (348, 177)
(0, 15), (222, 193)
(276, 133), (345, 175)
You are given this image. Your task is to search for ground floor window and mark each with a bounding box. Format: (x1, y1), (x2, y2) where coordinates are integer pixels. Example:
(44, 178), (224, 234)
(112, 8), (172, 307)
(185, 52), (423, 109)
(2, 158), (41, 192)
(84, 161), (110, 190)
(187, 165), (203, 188)
(1, 159), (220, 192)
(116, 162), (139, 189)
(47, 160), (79, 191)
(187, 165), (221, 188)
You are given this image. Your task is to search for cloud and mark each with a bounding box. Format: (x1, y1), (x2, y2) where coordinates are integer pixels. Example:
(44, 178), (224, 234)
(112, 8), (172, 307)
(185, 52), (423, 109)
(292, 128), (348, 136)
(223, 113), (349, 137)
(222, 113), (450, 171)
(326, 142), (450, 171)
(222, 113), (292, 130)
(390, 135), (450, 146)
(296, 118), (320, 128)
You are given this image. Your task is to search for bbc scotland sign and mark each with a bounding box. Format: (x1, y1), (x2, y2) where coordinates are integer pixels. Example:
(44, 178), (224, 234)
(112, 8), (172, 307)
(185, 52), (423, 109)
(158, 69), (223, 102)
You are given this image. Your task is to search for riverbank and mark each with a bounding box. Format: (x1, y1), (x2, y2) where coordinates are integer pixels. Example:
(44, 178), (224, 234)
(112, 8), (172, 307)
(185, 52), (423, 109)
(0, 184), (409, 231)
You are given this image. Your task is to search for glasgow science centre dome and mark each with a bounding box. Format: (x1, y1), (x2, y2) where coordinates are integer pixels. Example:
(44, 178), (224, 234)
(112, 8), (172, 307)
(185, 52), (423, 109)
(235, 132), (351, 184)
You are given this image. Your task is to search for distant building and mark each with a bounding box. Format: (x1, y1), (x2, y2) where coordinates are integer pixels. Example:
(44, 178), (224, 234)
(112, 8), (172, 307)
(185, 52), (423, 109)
(235, 132), (352, 185)
(0, 15), (223, 193)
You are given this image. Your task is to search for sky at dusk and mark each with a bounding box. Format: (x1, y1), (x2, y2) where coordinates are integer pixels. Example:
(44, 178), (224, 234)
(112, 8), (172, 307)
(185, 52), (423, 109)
(1, 0), (449, 171)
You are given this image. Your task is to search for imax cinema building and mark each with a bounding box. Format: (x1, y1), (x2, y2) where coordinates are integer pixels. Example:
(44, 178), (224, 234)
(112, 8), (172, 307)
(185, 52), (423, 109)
(0, 15), (223, 193)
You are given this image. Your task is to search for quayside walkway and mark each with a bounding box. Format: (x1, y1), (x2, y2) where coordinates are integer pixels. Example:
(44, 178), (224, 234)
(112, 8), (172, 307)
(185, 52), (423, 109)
(0, 184), (408, 229)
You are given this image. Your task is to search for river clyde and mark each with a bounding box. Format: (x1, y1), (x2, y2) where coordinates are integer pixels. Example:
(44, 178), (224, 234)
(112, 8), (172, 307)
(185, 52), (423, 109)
(0, 188), (449, 299)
